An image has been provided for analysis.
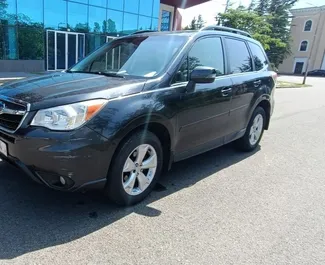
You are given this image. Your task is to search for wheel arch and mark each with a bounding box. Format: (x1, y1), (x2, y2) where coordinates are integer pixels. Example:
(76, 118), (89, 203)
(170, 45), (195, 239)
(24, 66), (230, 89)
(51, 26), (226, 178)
(109, 115), (174, 175)
(257, 100), (271, 130)
(247, 95), (272, 130)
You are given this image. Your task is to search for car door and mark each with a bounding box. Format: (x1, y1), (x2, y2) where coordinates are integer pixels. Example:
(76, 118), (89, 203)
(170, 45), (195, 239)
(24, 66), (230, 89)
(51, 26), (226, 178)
(223, 38), (263, 141)
(172, 36), (233, 160)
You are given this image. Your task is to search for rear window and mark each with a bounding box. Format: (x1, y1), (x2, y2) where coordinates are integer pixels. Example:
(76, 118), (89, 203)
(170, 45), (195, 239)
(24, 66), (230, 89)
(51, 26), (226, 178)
(248, 42), (268, 71)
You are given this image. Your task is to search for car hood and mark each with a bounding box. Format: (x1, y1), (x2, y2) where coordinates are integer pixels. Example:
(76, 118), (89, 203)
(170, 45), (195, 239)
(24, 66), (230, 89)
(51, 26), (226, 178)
(0, 73), (147, 111)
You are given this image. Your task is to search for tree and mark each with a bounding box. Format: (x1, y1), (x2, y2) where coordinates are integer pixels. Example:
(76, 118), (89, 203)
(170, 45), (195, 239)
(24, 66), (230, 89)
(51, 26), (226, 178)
(265, 0), (297, 66)
(184, 15), (205, 30)
(248, 0), (256, 11)
(197, 15), (205, 29)
(255, 0), (269, 15)
(93, 22), (101, 33)
(74, 23), (90, 33)
(189, 17), (197, 30)
(217, 3), (296, 68)
(0, 0), (7, 18)
(106, 19), (117, 33)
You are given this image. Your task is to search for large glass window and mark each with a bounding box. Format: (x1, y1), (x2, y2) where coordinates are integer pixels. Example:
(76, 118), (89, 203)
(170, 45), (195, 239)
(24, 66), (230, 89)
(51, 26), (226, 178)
(89, 6), (106, 33)
(86, 34), (106, 55)
(0, 0), (17, 25)
(107, 9), (123, 33)
(161, 10), (171, 31)
(138, 16), (152, 30)
(17, 0), (43, 24)
(123, 13), (138, 33)
(89, 0), (106, 8)
(139, 0), (153, 16)
(44, 0), (67, 29)
(57, 32), (66, 69)
(152, 18), (158, 31)
(47, 31), (55, 70)
(124, 0), (139, 14)
(152, 0), (159, 18)
(72, 0), (88, 4)
(18, 25), (44, 59)
(107, 0), (123, 11)
(248, 42), (268, 71)
(0, 25), (18, 59)
(70, 35), (187, 77)
(68, 2), (88, 32)
(225, 38), (252, 74)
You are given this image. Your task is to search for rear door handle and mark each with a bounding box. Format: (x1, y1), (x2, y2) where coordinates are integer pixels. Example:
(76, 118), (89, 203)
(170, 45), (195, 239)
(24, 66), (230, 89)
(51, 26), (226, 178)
(221, 87), (232, 96)
(254, 80), (262, 87)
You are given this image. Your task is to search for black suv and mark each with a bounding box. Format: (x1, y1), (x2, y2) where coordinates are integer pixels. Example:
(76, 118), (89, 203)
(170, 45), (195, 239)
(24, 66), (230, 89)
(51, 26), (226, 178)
(0, 27), (276, 205)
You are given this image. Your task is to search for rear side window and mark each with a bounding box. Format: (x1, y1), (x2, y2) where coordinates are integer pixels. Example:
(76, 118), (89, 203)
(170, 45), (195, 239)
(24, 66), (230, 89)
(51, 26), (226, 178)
(248, 42), (268, 71)
(225, 38), (252, 74)
(173, 37), (224, 83)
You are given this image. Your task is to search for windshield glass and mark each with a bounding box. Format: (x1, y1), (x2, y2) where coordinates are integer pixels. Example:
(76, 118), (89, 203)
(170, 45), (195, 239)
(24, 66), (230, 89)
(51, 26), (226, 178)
(70, 35), (187, 78)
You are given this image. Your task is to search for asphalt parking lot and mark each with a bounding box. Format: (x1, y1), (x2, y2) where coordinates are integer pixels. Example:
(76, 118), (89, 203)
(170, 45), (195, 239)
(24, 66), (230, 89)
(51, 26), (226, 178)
(0, 80), (325, 264)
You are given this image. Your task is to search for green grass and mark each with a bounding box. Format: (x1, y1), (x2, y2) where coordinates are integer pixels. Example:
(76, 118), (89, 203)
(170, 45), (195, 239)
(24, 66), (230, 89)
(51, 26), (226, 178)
(276, 81), (311, 88)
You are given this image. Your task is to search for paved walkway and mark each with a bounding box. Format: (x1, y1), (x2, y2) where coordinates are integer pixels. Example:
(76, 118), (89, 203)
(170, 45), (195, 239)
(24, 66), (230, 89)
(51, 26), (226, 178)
(278, 75), (324, 87)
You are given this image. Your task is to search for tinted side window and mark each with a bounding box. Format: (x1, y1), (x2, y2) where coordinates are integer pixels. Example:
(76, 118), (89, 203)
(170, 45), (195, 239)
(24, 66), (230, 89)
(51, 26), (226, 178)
(188, 37), (224, 74)
(248, 42), (268, 71)
(225, 38), (252, 74)
(173, 37), (224, 83)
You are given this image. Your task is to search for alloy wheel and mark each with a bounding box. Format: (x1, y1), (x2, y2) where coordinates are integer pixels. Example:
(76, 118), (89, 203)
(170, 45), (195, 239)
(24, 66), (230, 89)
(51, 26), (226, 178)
(122, 144), (157, 196)
(249, 114), (263, 145)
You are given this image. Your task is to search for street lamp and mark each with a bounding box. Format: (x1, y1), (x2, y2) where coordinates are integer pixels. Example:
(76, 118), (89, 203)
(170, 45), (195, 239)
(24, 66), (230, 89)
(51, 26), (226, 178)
(302, 4), (322, 85)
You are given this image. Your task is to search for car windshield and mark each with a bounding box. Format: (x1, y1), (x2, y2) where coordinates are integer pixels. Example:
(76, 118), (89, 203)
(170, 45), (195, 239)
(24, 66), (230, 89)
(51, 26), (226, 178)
(69, 35), (187, 78)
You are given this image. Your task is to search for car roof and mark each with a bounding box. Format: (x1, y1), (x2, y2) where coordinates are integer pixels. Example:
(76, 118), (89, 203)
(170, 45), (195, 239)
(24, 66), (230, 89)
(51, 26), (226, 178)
(122, 30), (261, 46)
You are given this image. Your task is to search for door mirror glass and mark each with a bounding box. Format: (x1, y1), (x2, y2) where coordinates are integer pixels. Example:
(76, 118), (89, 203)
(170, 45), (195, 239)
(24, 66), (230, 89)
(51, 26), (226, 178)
(190, 66), (217, 83)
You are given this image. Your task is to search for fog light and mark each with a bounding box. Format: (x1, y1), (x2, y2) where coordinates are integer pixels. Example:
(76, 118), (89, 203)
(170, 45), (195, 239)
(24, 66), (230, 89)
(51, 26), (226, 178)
(60, 176), (66, 185)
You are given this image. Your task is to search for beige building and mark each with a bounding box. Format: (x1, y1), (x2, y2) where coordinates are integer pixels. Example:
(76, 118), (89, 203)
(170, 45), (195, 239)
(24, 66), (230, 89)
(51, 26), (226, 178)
(279, 5), (325, 74)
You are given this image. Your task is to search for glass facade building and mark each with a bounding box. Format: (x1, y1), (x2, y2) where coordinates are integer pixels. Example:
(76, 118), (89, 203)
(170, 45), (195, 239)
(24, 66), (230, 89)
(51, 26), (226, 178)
(0, 0), (208, 71)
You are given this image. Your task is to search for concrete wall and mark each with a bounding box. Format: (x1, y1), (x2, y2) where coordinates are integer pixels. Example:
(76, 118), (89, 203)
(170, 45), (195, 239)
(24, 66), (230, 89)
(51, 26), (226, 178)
(278, 6), (325, 74)
(0, 60), (45, 72)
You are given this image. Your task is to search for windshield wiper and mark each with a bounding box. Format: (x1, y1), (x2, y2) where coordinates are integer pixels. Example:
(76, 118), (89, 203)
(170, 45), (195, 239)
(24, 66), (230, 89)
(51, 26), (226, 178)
(66, 70), (125, 78)
(94, 71), (125, 78)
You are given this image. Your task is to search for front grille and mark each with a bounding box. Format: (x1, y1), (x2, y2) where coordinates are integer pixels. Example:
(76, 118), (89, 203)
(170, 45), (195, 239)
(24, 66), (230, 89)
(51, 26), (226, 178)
(0, 99), (27, 132)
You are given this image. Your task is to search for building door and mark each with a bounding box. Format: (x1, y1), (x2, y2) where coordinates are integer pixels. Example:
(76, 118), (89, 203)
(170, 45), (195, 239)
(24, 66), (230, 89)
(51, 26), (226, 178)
(46, 30), (85, 71)
(294, 62), (304, 74)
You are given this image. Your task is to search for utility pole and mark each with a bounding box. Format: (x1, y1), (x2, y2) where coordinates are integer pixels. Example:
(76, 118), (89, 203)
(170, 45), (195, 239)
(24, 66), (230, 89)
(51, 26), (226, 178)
(302, 6), (322, 85)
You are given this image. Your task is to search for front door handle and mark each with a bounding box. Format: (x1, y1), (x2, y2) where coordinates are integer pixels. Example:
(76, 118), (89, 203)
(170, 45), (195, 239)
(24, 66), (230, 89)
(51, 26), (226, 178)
(221, 87), (232, 96)
(254, 80), (262, 87)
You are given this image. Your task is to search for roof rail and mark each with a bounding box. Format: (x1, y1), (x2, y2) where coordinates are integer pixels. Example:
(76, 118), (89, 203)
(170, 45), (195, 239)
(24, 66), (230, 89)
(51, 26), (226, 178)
(131, 30), (157, 35)
(200, 25), (252, 38)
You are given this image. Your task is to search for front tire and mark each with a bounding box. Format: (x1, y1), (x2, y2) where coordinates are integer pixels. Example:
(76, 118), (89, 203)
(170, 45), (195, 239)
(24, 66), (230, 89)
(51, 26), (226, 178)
(105, 131), (163, 206)
(235, 106), (266, 152)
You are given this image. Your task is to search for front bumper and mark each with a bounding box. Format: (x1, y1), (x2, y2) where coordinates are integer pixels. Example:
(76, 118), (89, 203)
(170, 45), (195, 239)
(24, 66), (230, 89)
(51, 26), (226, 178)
(0, 126), (114, 191)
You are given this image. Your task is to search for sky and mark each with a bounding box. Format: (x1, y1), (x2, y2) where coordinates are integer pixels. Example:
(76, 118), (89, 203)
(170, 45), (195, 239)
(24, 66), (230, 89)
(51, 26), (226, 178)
(180, 0), (325, 27)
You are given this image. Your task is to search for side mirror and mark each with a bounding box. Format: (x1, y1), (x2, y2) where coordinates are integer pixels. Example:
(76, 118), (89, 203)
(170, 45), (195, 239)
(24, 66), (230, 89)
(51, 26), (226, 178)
(190, 66), (217, 84)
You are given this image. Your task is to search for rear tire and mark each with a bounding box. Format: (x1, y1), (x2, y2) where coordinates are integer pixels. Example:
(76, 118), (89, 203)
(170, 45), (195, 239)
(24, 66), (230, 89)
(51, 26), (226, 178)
(235, 106), (266, 152)
(105, 130), (163, 206)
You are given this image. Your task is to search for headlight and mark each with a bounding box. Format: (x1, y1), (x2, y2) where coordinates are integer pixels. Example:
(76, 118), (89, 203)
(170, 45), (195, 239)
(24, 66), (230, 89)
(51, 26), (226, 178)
(31, 99), (108, 131)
